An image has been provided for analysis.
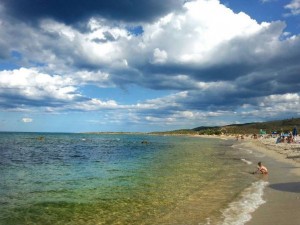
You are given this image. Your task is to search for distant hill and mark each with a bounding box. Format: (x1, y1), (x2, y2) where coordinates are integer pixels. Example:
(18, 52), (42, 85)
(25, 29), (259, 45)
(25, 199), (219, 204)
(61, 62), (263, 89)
(194, 118), (300, 135)
(151, 118), (300, 135)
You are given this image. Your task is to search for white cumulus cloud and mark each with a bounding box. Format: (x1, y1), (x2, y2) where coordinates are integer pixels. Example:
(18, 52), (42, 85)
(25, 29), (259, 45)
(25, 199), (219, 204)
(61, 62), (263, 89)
(22, 117), (33, 123)
(0, 68), (78, 102)
(152, 48), (168, 64)
(285, 0), (300, 15)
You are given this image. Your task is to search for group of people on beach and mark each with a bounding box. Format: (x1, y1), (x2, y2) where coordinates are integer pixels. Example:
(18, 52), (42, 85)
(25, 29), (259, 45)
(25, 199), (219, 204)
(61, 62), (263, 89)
(235, 127), (299, 175)
(251, 127), (298, 175)
(276, 126), (298, 144)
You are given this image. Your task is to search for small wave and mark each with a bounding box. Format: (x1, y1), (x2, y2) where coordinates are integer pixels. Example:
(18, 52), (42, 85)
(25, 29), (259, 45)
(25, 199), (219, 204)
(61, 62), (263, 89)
(219, 180), (268, 225)
(231, 144), (253, 154)
(252, 152), (266, 158)
(238, 147), (253, 154)
(241, 158), (252, 165)
(231, 144), (240, 149)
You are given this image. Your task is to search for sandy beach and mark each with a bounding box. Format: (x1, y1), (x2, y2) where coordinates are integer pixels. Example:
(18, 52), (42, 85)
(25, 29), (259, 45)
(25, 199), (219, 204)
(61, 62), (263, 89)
(233, 136), (300, 225)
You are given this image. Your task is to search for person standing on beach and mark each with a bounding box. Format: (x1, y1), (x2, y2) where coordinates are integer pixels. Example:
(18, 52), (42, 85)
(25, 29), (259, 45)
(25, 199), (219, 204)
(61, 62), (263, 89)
(292, 126), (297, 141)
(253, 162), (268, 175)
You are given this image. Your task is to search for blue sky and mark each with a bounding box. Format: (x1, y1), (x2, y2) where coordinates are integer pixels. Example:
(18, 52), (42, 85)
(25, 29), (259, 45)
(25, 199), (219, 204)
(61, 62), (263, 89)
(0, 0), (300, 132)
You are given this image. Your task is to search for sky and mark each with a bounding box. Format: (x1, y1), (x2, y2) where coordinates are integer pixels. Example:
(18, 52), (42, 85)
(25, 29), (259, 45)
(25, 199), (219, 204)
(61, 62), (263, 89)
(0, 0), (300, 133)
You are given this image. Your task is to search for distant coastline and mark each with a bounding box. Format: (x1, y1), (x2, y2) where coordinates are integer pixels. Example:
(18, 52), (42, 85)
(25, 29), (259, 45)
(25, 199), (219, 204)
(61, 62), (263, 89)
(83, 131), (147, 135)
(84, 117), (300, 136)
(2, 117), (299, 137)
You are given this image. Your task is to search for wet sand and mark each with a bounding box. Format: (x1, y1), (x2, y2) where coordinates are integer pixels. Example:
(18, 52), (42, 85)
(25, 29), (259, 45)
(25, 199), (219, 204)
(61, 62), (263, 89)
(237, 138), (300, 225)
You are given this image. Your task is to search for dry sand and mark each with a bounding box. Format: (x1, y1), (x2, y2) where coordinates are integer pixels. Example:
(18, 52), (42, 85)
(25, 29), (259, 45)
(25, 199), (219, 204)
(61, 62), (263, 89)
(234, 136), (300, 225)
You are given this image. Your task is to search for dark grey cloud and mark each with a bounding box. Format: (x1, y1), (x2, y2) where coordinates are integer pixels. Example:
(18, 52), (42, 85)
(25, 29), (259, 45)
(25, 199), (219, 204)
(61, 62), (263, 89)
(2, 0), (185, 25)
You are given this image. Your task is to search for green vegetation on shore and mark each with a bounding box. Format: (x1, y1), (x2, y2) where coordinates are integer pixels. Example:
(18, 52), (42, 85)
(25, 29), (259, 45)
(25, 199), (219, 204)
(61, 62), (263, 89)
(151, 118), (300, 136)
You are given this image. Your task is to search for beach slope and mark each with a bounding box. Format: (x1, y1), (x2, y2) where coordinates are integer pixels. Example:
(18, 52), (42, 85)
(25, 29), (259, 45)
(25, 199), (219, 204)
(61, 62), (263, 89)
(239, 139), (300, 225)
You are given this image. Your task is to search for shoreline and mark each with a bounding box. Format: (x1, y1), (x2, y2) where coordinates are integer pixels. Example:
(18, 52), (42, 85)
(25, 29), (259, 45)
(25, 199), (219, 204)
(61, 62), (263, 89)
(226, 136), (300, 225)
(195, 134), (300, 225)
(198, 134), (300, 165)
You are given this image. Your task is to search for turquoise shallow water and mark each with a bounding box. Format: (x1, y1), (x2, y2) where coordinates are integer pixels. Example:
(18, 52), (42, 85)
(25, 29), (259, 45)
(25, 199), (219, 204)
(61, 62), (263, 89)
(0, 133), (258, 225)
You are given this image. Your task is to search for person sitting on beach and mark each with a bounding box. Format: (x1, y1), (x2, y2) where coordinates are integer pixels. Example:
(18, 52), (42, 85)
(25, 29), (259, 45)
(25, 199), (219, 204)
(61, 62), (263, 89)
(277, 135), (286, 143)
(253, 162), (268, 175)
(287, 132), (294, 143)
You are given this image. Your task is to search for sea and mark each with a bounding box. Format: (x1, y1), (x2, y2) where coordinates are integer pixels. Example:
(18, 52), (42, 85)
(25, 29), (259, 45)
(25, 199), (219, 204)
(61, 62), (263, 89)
(0, 132), (268, 225)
